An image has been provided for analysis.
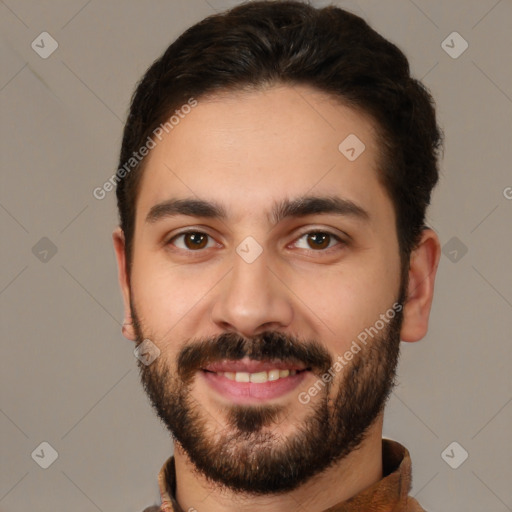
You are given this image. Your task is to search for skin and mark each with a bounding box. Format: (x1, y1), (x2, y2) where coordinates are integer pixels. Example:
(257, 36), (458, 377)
(113, 84), (440, 512)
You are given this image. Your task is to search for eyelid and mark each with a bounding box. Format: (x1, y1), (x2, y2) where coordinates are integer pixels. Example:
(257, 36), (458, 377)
(291, 224), (350, 242)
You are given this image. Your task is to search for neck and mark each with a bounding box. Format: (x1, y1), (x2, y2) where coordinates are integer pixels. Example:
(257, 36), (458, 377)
(173, 416), (384, 512)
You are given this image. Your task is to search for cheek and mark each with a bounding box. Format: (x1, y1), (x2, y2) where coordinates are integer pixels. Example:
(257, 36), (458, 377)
(297, 259), (400, 354)
(129, 253), (220, 338)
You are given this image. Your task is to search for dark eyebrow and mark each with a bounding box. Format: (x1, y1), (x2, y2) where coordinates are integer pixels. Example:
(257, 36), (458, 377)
(145, 195), (369, 225)
(146, 198), (227, 224)
(270, 195), (369, 225)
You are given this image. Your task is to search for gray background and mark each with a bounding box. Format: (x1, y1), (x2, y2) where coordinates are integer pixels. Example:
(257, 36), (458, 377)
(1, 0), (511, 511)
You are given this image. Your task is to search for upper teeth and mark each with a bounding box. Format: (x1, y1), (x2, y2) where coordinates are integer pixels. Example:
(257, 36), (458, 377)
(218, 369), (297, 383)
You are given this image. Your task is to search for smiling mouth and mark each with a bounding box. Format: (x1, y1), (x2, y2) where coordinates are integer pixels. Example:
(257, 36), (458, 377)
(203, 368), (309, 383)
(199, 358), (312, 402)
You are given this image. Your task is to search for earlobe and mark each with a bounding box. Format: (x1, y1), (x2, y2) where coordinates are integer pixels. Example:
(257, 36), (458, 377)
(122, 317), (137, 341)
(400, 228), (441, 343)
(112, 227), (137, 341)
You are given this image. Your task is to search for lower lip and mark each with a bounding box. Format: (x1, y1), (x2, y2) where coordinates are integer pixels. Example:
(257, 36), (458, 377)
(201, 370), (309, 403)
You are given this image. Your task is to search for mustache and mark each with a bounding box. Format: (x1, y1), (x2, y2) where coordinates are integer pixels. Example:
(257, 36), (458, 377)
(177, 331), (333, 384)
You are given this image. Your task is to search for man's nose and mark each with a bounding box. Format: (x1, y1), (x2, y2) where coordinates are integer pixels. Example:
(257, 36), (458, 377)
(210, 249), (294, 338)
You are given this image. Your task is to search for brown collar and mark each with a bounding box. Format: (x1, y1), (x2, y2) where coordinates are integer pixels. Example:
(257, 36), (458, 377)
(154, 439), (424, 512)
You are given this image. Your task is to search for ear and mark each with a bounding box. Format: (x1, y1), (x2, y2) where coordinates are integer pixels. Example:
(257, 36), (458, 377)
(400, 228), (441, 342)
(113, 227), (137, 341)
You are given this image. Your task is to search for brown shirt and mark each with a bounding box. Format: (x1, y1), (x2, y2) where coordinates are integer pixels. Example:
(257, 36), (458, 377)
(143, 439), (425, 512)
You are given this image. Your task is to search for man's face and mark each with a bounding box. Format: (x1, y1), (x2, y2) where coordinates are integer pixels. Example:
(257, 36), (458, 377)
(124, 85), (406, 493)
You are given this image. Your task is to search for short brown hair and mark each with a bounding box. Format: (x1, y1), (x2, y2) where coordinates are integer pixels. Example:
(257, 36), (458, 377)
(116, 0), (442, 271)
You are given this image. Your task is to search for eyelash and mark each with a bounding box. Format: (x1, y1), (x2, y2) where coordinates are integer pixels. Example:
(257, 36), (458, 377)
(166, 229), (347, 254)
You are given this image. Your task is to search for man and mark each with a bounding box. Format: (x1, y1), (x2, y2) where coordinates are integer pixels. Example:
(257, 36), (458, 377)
(113, 1), (442, 510)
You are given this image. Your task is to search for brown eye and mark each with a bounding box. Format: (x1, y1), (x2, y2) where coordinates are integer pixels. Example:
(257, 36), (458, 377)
(170, 231), (214, 251)
(293, 231), (343, 251)
(184, 232), (208, 249)
(307, 232), (331, 250)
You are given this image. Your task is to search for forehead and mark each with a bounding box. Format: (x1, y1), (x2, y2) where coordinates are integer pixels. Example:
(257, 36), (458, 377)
(135, 84), (391, 226)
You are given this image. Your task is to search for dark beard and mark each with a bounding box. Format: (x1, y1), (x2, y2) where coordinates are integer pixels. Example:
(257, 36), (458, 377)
(133, 295), (404, 495)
